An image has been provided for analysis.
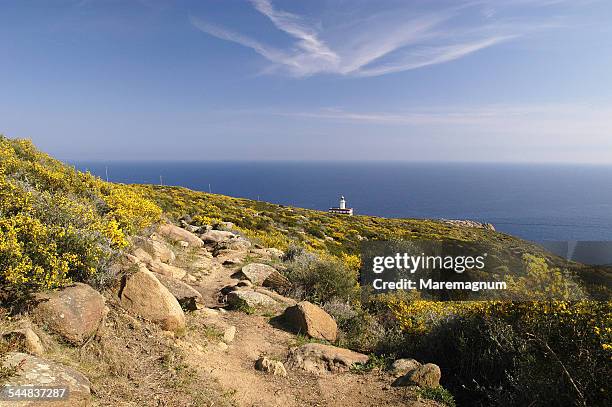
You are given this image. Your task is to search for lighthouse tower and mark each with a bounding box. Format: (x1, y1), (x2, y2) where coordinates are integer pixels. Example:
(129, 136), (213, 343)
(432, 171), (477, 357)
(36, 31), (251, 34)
(328, 195), (353, 215)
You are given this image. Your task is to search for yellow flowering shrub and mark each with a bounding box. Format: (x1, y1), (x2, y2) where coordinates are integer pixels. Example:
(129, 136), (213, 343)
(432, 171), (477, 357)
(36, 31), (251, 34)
(0, 136), (161, 295)
(103, 186), (162, 237)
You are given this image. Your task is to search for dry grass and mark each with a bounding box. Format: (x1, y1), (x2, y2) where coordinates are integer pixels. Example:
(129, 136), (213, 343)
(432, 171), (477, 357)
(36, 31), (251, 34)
(6, 298), (235, 407)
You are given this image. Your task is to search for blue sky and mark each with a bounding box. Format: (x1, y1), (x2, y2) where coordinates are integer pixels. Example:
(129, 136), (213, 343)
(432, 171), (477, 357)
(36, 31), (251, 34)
(1, 0), (611, 162)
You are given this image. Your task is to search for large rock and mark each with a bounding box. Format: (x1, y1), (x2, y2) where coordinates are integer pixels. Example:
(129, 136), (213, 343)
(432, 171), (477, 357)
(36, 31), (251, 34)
(133, 236), (175, 263)
(32, 283), (107, 345)
(287, 343), (368, 374)
(153, 272), (202, 311)
(239, 263), (276, 285)
(119, 266), (186, 332)
(157, 223), (204, 247)
(200, 230), (236, 244)
(393, 363), (441, 388)
(282, 301), (337, 341)
(226, 290), (276, 309)
(214, 238), (251, 253)
(1, 352), (91, 406)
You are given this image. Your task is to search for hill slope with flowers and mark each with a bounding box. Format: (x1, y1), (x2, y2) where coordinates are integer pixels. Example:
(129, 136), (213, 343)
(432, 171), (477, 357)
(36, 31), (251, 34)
(1, 136), (610, 406)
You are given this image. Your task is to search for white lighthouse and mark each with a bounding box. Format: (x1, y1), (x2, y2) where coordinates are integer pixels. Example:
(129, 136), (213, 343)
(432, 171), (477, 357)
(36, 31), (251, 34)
(329, 195), (354, 215)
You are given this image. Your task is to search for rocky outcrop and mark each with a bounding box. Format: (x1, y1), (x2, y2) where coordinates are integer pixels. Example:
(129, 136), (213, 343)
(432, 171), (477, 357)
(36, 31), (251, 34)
(443, 219), (495, 231)
(119, 265), (186, 332)
(157, 223), (204, 247)
(1, 352), (91, 406)
(32, 283), (107, 345)
(287, 343), (368, 374)
(393, 363), (441, 388)
(255, 357), (287, 377)
(282, 301), (338, 341)
(226, 290), (277, 309)
(153, 272), (202, 311)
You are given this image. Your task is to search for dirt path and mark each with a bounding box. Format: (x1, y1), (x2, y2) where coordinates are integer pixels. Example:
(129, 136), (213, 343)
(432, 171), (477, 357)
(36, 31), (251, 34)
(174, 246), (435, 407)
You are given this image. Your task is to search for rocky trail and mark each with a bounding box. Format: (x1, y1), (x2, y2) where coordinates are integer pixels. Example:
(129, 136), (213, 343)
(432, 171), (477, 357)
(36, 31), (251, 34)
(0, 222), (443, 407)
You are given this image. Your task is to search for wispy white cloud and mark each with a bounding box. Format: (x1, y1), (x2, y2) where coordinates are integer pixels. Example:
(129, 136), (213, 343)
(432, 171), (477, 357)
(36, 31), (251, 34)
(190, 0), (579, 78)
(275, 104), (612, 140)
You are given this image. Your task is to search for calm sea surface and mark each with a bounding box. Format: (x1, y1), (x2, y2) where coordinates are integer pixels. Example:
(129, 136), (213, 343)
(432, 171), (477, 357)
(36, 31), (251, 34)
(71, 161), (612, 242)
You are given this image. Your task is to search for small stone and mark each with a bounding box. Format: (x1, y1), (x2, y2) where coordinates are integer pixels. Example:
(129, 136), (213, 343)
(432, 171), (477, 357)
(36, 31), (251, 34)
(217, 342), (229, 351)
(2, 328), (45, 356)
(223, 326), (236, 344)
(178, 240), (189, 248)
(255, 357), (287, 377)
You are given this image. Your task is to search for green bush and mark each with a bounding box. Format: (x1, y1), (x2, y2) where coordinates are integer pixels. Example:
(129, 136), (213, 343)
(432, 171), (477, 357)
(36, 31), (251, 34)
(403, 301), (611, 407)
(283, 248), (360, 304)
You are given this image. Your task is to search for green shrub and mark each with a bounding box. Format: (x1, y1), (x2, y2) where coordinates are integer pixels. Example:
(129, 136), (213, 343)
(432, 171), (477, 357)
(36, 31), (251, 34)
(283, 249), (360, 304)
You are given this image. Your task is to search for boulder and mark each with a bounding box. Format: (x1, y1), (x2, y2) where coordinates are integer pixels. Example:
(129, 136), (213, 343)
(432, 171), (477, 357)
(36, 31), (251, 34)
(133, 236), (175, 263)
(390, 358), (422, 377)
(147, 260), (187, 279)
(200, 230), (236, 244)
(287, 343), (368, 374)
(282, 301), (337, 341)
(239, 263), (276, 285)
(1, 328), (45, 356)
(393, 363), (441, 388)
(1, 352), (91, 406)
(157, 223), (204, 247)
(226, 290), (276, 309)
(153, 273), (202, 311)
(255, 357), (287, 377)
(214, 238), (251, 253)
(119, 266), (186, 333)
(32, 283), (107, 345)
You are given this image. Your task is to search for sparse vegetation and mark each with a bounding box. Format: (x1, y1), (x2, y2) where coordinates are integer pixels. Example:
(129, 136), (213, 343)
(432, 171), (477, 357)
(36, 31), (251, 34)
(416, 386), (456, 407)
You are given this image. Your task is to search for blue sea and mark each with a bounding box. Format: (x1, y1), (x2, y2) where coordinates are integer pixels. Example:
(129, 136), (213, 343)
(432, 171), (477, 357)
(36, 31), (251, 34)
(72, 161), (612, 243)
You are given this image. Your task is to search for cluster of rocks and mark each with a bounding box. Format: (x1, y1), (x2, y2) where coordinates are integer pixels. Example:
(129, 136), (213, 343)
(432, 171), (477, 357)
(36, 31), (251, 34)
(0, 223), (211, 406)
(442, 219), (496, 231)
(1, 219), (444, 405)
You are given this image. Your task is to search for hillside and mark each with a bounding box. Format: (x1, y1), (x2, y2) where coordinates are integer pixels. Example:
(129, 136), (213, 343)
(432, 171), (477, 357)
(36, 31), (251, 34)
(1, 137), (611, 407)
